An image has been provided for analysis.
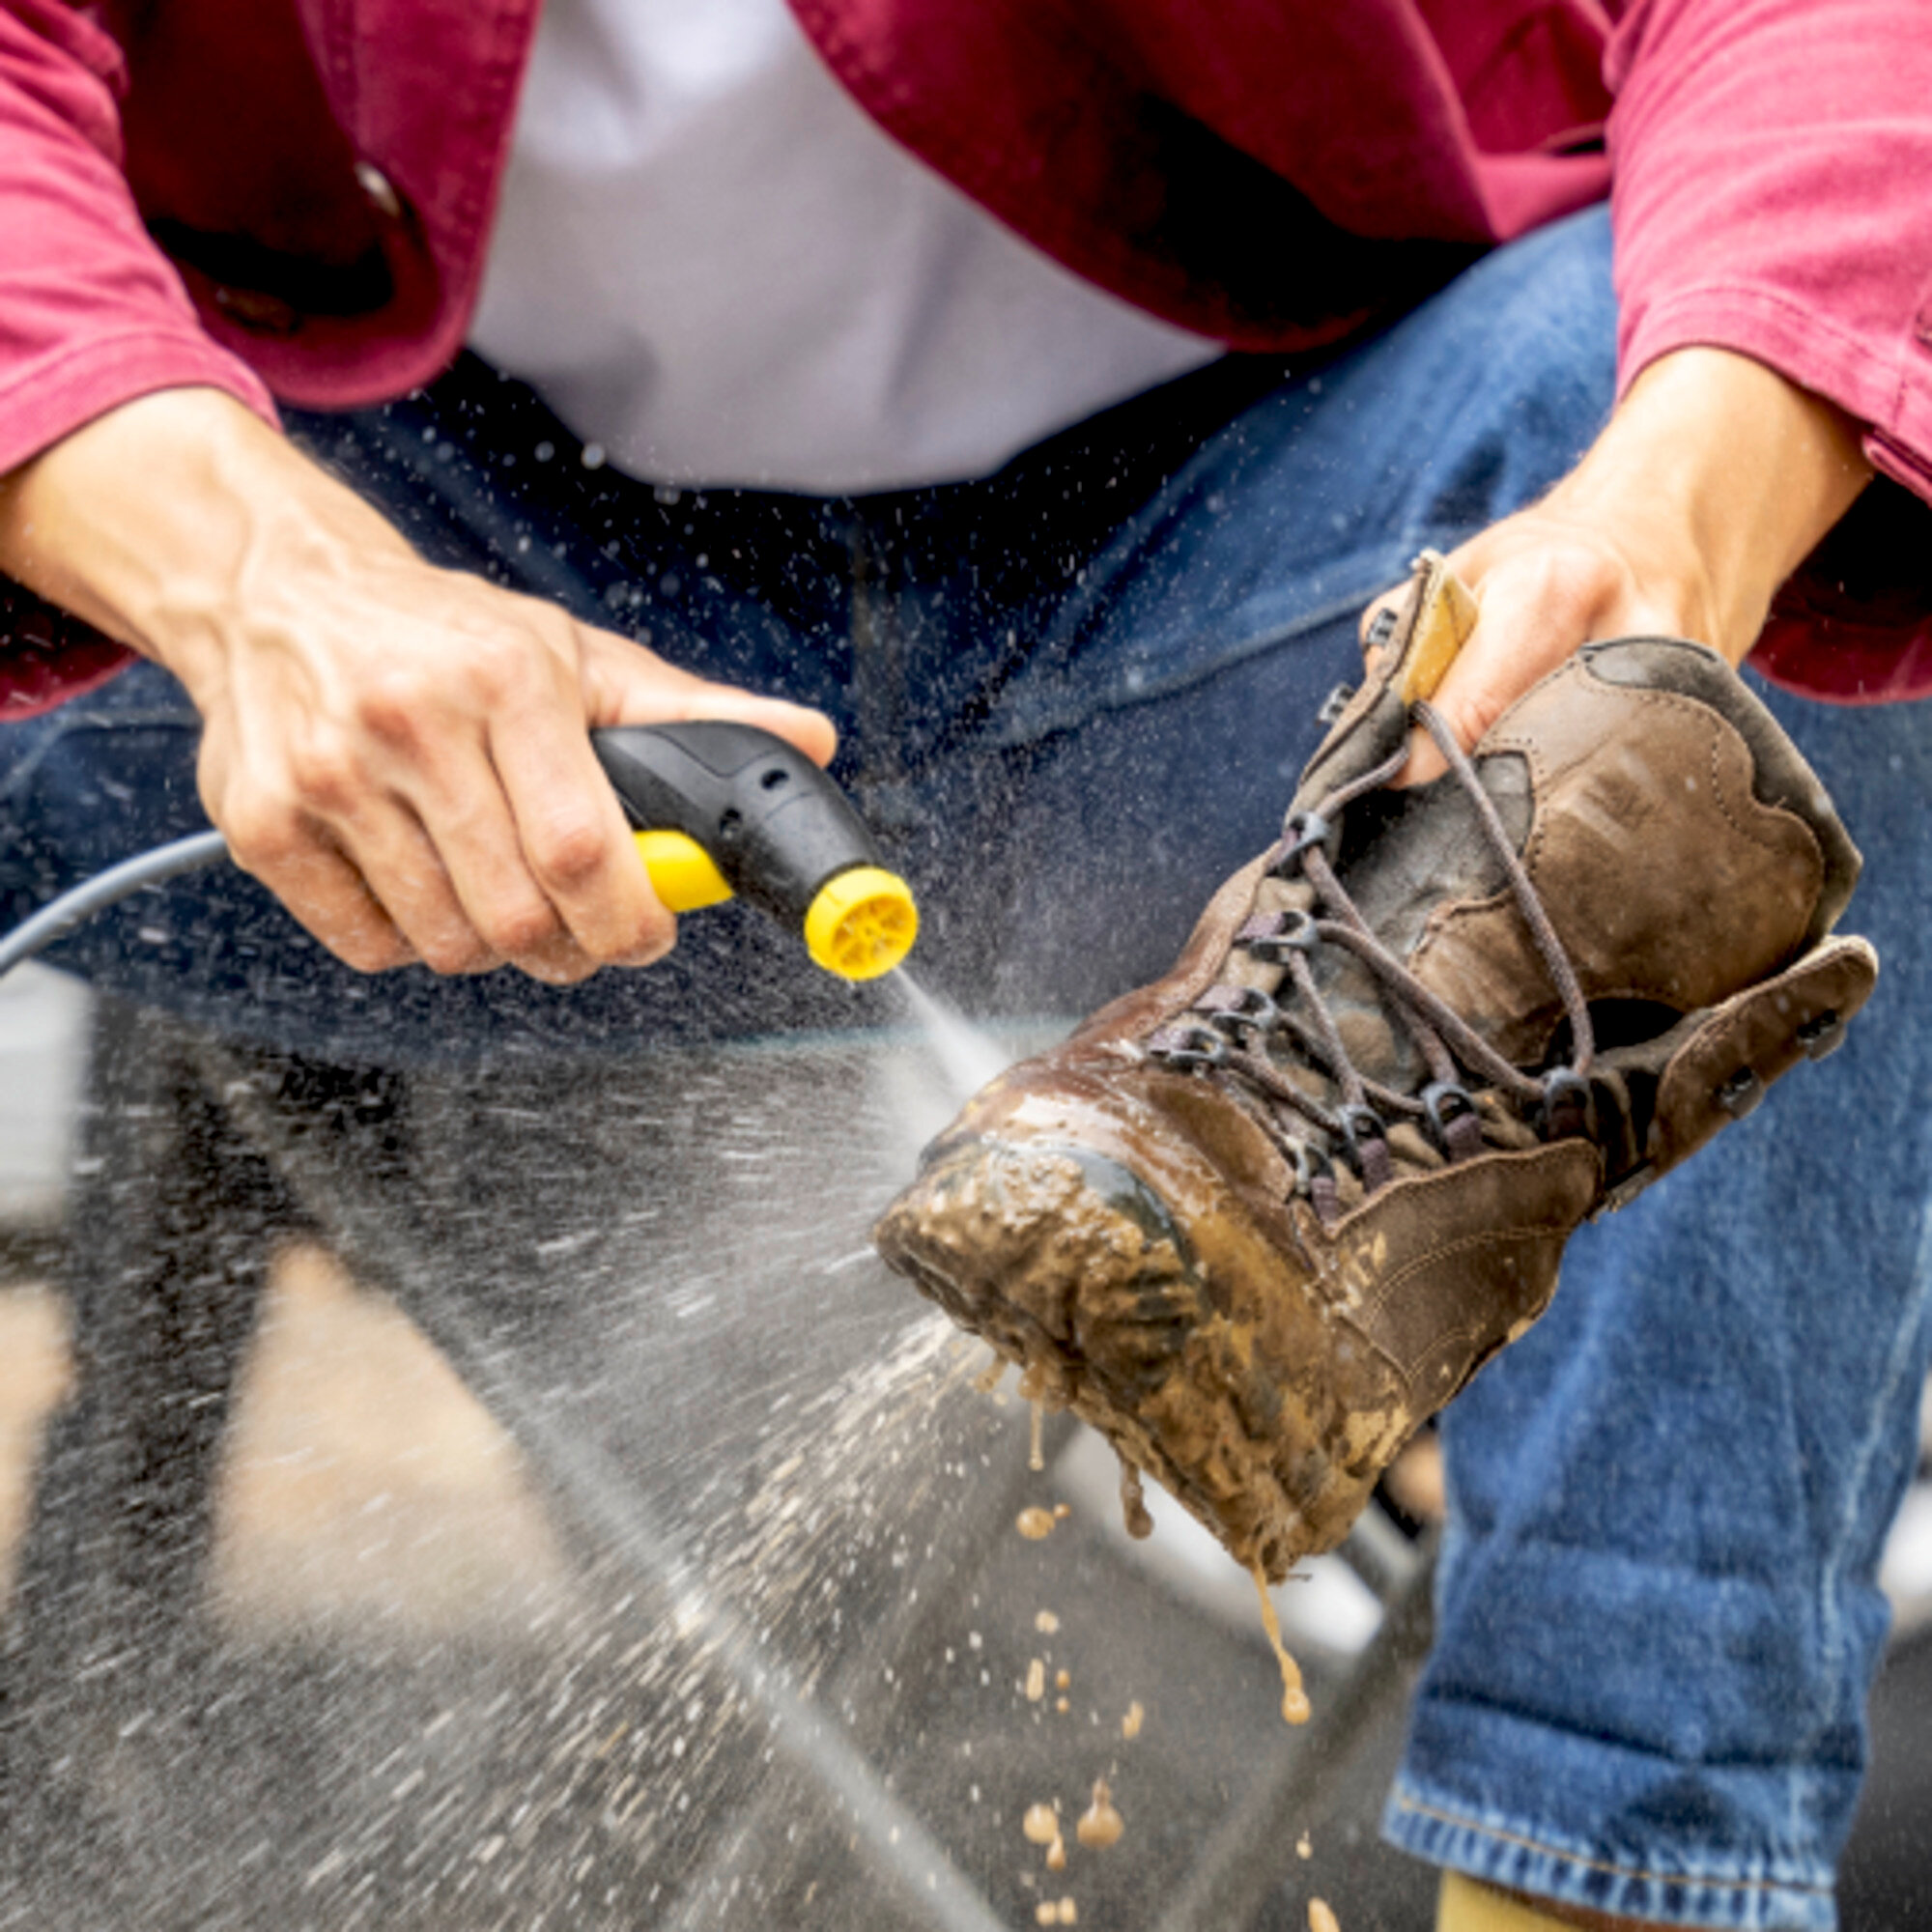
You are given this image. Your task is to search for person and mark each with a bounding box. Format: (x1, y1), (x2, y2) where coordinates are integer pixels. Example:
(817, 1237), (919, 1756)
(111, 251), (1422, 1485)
(1, 0), (1928, 1925)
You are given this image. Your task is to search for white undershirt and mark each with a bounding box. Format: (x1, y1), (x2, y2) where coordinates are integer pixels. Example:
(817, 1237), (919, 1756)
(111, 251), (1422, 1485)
(468, 0), (1221, 493)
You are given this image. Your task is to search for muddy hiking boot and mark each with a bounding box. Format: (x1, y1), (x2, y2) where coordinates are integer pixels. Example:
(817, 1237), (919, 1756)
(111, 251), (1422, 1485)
(874, 553), (1878, 1580)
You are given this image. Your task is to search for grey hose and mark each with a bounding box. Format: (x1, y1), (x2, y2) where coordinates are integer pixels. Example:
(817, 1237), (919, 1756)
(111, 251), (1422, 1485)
(0, 830), (230, 980)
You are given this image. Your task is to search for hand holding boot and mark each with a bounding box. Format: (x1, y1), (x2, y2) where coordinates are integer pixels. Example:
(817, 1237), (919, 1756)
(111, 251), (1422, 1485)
(1374, 345), (1874, 785)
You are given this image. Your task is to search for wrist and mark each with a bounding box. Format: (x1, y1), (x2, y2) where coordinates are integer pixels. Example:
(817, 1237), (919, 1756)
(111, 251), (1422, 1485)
(1542, 349), (1871, 665)
(0, 387), (412, 694)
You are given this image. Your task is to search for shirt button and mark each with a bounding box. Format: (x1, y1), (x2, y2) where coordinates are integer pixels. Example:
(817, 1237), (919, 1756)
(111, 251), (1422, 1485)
(354, 159), (404, 221)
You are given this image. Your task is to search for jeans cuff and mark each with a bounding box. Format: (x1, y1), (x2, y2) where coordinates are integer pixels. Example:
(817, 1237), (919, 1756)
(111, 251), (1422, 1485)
(1381, 1776), (1837, 1932)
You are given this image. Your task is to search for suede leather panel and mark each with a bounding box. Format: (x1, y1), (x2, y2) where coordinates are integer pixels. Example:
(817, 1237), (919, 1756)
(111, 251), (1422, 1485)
(1411, 654), (1828, 1065)
(1648, 934), (1877, 1177)
(1336, 1140), (1599, 1397)
(1583, 636), (1862, 939)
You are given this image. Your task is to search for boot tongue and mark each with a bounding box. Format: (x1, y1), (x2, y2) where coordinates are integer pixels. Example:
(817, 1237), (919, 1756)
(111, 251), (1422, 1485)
(1286, 751), (1532, 1094)
(1229, 550), (1522, 1098)
(1336, 753), (1532, 974)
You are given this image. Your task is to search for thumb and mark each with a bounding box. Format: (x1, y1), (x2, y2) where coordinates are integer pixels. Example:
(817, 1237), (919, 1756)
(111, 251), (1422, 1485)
(583, 632), (840, 768)
(661, 684), (840, 770)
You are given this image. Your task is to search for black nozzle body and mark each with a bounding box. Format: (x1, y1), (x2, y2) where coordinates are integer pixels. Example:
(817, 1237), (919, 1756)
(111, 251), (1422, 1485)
(590, 721), (882, 925)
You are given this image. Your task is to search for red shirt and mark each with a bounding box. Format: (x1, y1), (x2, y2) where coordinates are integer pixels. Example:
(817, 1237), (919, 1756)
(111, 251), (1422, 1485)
(2, 0), (1929, 712)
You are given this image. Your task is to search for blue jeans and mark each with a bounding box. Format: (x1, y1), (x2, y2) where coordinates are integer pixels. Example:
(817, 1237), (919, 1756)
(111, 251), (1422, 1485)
(2, 206), (1924, 1925)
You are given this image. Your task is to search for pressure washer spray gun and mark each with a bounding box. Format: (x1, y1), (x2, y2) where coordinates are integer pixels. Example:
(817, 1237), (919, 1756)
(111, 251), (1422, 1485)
(592, 720), (917, 980)
(0, 719), (920, 985)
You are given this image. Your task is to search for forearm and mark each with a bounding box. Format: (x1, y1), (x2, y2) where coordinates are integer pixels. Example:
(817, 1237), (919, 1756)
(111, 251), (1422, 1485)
(0, 386), (412, 685)
(1539, 347), (1874, 665)
(1394, 346), (1875, 780)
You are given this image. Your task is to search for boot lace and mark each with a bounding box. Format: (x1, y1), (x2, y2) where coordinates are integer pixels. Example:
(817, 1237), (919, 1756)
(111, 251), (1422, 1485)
(1145, 702), (1597, 1225)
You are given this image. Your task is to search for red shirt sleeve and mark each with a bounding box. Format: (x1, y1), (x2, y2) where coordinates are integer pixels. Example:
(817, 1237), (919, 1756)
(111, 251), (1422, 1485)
(1, 0), (279, 715)
(1606, 0), (1932, 701)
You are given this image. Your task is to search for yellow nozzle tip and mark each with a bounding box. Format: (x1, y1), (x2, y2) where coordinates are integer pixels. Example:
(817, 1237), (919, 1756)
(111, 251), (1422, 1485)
(804, 867), (918, 980)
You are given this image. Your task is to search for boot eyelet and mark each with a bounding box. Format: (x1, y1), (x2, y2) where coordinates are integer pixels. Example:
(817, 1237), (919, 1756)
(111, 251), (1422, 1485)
(1201, 987), (1282, 1038)
(1537, 1067), (1593, 1141)
(1240, 908), (1319, 963)
(1273, 810), (1332, 875)
(1796, 1009), (1844, 1061)
(1317, 681), (1357, 724)
(1286, 1139), (1334, 1199)
(1149, 1023), (1229, 1072)
(1336, 1104), (1386, 1160)
(1420, 1081), (1481, 1157)
(1715, 1065), (1764, 1117)
(1337, 1105), (1393, 1191)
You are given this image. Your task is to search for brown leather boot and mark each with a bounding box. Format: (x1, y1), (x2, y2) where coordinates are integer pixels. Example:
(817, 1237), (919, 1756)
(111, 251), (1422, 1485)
(873, 554), (1877, 1580)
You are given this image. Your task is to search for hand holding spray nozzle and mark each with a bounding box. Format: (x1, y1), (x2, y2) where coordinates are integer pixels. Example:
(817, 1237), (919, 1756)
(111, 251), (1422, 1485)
(0, 719), (919, 985)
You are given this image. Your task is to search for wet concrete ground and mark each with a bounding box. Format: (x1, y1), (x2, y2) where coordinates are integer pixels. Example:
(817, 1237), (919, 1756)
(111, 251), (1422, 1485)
(0, 1254), (570, 1640)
